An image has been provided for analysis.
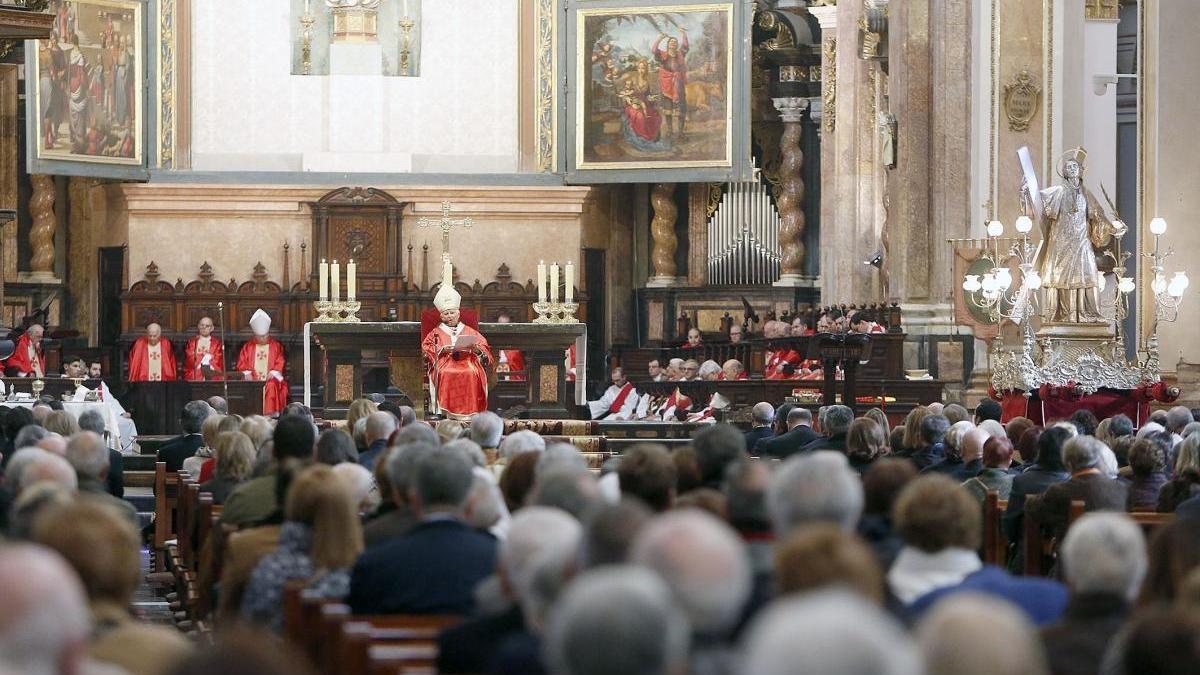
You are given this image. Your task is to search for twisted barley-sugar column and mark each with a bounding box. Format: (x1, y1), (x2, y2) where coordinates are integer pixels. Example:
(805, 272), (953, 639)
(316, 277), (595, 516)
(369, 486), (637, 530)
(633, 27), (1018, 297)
(29, 174), (56, 275)
(776, 118), (806, 275)
(650, 182), (678, 278)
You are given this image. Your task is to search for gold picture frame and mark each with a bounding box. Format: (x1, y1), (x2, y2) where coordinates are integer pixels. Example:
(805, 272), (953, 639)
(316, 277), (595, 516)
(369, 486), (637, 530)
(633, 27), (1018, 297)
(573, 2), (734, 172)
(31, 0), (144, 166)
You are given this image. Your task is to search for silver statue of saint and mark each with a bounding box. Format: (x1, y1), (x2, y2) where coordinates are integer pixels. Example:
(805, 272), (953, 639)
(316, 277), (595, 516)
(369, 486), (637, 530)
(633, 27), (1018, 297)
(1020, 147), (1126, 323)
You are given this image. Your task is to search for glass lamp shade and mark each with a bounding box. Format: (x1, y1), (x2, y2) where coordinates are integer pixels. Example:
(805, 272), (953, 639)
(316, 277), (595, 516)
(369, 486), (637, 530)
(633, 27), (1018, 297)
(986, 220), (1004, 238)
(1117, 277), (1135, 294)
(1014, 215), (1033, 234)
(996, 268), (1013, 290)
(1168, 272), (1190, 298)
(981, 273), (999, 293)
(962, 275), (982, 292)
(1150, 217), (1168, 235)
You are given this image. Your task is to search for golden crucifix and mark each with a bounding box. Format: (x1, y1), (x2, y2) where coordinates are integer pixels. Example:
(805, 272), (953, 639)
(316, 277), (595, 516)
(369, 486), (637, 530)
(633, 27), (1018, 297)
(417, 201), (474, 265)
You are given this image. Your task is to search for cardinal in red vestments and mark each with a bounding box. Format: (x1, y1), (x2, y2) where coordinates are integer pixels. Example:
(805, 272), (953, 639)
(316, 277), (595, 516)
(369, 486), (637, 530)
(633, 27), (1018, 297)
(184, 316), (225, 381)
(127, 322), (177, 382)
(422, 282), (492, 419)
(237, 309), (288, 416)
(5, 324), (46, 377)
(493, 312), (526, 382)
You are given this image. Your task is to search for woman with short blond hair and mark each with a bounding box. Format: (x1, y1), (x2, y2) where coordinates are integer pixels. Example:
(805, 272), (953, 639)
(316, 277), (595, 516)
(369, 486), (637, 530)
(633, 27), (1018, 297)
(43, 409), (79, 436)
(240, 464), (364, 632)
(200, 431), (256, 504)
(899, 406), (930, 455)
(846, 417), (888, 472)
(183, 413), (225, 478)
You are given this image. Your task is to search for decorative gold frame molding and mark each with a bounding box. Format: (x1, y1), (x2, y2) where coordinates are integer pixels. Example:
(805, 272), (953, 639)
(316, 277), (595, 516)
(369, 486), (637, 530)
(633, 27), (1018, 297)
(1003, 69), (1041, 132)
(534, 0), (556, 172)
(157, 0), (174, 168)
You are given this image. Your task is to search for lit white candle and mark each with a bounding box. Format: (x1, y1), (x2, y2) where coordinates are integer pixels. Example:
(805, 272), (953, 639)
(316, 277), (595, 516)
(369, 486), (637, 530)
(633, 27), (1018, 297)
(537, 260), (547, 303)
(331, 259), (341, 302)
(550, 262), (560, 304)
(564, 261), (574, 304)
(403, 0), (410, 17)
(347, 259), (356, 301)
(319, 258), (329, 301)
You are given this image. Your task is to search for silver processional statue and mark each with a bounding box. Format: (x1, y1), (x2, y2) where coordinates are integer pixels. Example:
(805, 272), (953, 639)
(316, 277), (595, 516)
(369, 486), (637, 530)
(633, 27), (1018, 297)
(1020, 147), (1126, 324)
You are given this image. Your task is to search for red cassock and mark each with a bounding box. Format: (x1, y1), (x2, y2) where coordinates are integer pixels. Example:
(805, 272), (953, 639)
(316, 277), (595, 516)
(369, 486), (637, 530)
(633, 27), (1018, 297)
(127, 337), (178, 382)
(764, 349), (802, 380)
(496, 349), (526, 382)
(236, 339), (288, 416)
(183, 335), (225, 381)
(422, 323), (493, 419)
(4, 334), (45, 377)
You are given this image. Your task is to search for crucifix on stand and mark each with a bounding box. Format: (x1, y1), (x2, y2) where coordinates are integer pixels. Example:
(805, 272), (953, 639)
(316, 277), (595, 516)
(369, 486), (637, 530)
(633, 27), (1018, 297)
(417, 200), (473, 286)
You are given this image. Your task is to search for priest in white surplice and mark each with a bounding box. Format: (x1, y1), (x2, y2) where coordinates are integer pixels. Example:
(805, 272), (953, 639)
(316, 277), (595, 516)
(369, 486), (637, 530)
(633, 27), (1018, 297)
(587, 367), (639, 420)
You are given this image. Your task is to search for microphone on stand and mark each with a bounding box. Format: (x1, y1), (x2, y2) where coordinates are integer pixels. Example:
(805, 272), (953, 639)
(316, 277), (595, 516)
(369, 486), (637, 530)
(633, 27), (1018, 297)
(217, 301), (229, 402)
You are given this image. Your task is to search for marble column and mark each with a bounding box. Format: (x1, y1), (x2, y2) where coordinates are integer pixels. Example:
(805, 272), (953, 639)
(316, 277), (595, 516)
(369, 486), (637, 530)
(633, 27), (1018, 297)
(26, 175), (59, 282)
(647, 182), (682, 287)
(772, 97), (809, 286)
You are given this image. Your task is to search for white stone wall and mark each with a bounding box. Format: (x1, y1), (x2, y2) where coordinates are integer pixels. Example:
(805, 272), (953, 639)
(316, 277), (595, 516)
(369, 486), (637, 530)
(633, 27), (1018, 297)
(190, 0), (520, 172)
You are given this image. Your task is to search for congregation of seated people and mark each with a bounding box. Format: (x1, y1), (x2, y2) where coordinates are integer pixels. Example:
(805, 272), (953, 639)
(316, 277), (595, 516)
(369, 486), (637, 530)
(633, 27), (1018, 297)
(3, 394), (1200, 675)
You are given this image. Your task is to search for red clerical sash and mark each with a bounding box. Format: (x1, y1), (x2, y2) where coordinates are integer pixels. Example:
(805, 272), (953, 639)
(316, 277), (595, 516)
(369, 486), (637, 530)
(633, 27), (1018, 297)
(609, 382), (635, 414)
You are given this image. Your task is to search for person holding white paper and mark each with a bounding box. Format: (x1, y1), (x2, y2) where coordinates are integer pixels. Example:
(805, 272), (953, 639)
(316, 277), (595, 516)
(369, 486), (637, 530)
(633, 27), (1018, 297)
(422, 281), (493, 419)
(184, 316), (225, 381)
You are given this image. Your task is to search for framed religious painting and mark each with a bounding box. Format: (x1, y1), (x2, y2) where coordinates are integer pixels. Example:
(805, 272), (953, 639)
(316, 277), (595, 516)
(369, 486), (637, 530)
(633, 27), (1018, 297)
(26, 0), (151, 179)
(564, 0), (752, 183)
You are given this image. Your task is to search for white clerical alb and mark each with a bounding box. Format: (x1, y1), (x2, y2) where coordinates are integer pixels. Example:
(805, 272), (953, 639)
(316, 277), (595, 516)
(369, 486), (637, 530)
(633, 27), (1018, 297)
(587, 382), (639, 420)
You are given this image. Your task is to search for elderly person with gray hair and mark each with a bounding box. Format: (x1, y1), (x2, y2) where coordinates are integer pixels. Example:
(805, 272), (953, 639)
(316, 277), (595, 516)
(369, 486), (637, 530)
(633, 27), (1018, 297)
(768, 450), (864, 535)
(1040, 513), (1147, 675)
(544, 566), (690, 675)
(357, 411), (398, 470)
(77, 409), (124, 498)
(743, 401), (776, 450)
(470, 411), (504, 457)
(918, 594), (1048, 675)
(498, 430), (545, 463)
(13, 448), (77, 494)
(0, 545), (96, 675)
(65, 431), (138, 525)
(801, 404), (854, 452)
(437, 506), (579, 674)
(347, 447), (498, 615)
(1027, 435), (1128, 545)
(746, 590), (922, 675)
(362, 441), (437, 548)
(631, 509), (751, 672)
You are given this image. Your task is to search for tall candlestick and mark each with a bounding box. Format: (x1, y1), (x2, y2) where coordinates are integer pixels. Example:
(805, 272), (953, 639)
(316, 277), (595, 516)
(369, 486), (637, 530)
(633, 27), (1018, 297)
(319, 258), (329, 301)
(565, 261), (574, 304)
(537, 260), (547, 303)
(550, 262), (560, 304)
(403, 0), (410, 16)
(331, 259), (341, 302)
(347, 259), (357, 301)
(305, 0), (311, 14)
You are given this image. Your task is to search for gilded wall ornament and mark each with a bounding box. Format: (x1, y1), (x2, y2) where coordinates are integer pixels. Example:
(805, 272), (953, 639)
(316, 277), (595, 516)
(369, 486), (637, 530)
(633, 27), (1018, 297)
(1084, 0), (1119, 22)
(1003, 69), (1041, 133)
(822, 37), (836, 132)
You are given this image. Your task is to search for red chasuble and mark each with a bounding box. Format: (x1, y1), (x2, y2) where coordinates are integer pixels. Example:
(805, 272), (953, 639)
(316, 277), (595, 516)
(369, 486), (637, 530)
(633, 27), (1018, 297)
(764, 349), (802, 380)
(184, 335), (225, 381)
(236, 338), (288, 416)
(422, 323), (493, 419)
(496, 349), (526, 382)
(5, 334), (44, 377)
(127, 337), (177, 382)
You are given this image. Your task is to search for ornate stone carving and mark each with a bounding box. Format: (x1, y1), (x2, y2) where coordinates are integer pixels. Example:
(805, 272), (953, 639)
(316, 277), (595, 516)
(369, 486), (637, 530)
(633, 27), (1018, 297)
(1003, 69), (1041, 133)
(823, 37), (837, 132)
(649, 183), (678, 281)
(28, 174), (57, 279)
(1084, 0), (1118, 22)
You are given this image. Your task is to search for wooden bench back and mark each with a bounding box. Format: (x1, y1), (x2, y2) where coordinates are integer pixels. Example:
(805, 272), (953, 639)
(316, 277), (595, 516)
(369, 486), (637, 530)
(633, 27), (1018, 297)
(153, 462), (184, 552)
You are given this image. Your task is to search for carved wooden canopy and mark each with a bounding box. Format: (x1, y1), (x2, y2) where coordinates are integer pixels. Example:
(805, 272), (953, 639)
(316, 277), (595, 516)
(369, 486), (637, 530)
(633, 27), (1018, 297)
(307, 187), (407, 286)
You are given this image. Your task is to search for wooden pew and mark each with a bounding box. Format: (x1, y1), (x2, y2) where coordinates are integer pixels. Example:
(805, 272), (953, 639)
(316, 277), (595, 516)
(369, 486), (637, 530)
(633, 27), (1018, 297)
(193, 494), (222, 620)
(982, 491), (1008, 565)
(1023, 494), (1053, 576)
(336, 615), (460, 675)
(152, 462), (184, 570)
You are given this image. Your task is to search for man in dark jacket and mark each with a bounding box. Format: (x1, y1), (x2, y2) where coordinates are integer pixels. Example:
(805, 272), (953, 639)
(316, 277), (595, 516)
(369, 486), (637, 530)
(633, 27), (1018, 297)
(906, 414), (949, 470)
(1040, 513), (1145, 675)
(1027, 436), (1128, 545)
(349, 447), (497, 615)
(157, 400), (211, 472)
(799, 405), (854, 453)
(743, 402), (776, 452)
(755, 407), (820, 458)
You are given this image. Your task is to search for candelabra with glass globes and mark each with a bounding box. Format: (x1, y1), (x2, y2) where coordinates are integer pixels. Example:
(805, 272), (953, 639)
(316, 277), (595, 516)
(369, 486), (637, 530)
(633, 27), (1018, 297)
(961, 215), (1041, 327)
(1141, 217), (1190, 371)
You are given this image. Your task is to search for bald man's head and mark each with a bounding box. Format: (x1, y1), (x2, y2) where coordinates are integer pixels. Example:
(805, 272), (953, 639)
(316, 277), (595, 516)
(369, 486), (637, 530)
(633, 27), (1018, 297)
(0, 545), (90, 674)
(960, 427), (989, 463)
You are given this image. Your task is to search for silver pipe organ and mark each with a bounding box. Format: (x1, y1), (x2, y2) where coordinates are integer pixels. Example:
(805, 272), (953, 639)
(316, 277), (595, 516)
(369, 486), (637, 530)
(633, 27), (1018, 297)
(706, 175), (783, 286)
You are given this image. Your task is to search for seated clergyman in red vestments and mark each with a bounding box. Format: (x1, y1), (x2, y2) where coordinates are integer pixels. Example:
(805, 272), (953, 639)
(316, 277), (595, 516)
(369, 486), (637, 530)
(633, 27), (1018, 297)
(183, 316), (224, 381)
(237, 309), (288, 416)
(5, 323), (45, 377)
(127, 322), (177, 382)
(422, 283), (493, 419)
(494, 311), (525, 382)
